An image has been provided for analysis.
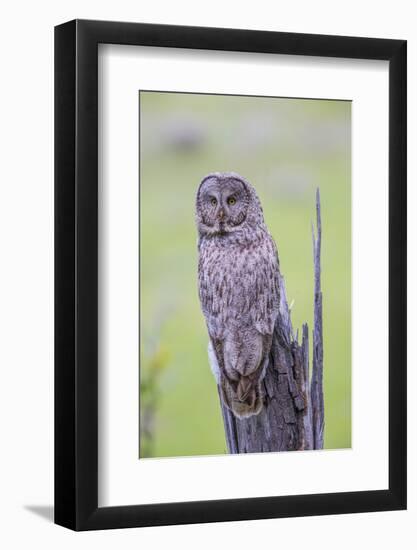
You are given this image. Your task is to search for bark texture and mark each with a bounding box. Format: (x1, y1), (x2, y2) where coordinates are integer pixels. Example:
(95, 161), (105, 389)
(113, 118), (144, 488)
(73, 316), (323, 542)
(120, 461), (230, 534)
(219, 189), (324, 453)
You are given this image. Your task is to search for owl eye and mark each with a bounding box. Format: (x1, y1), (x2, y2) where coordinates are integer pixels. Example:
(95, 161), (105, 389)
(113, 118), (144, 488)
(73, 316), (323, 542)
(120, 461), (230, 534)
(227, 196), (236, 206)
(210, 197), (217, 206)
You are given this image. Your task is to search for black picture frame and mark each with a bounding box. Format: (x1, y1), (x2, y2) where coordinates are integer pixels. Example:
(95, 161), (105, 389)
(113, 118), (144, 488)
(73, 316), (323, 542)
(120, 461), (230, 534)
(55, 19), (407, 531)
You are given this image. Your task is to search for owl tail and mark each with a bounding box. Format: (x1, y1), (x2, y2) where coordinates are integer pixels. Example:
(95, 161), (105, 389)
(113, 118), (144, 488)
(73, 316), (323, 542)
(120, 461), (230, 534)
(220, 377), (263, 419)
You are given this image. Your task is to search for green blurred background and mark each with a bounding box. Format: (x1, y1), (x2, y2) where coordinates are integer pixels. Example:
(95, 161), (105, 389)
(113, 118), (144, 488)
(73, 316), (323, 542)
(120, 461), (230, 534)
(139, 91), (351, 458)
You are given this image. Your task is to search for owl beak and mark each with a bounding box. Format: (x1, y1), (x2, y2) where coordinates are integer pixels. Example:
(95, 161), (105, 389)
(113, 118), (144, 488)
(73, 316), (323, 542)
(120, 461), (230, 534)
(218, 208), (225, 220)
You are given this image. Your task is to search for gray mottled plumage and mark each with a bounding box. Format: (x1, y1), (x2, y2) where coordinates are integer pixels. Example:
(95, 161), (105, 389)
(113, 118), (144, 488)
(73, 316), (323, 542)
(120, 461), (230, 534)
(196, 172), (281, 418)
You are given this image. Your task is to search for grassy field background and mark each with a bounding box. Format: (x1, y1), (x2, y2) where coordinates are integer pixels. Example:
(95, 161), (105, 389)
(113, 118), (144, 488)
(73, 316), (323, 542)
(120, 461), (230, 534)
(139, 91), (351, 458)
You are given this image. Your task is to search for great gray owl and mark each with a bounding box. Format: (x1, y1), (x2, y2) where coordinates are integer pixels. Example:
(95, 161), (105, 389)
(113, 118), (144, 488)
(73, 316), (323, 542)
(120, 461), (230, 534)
(196, 172), (281, 419)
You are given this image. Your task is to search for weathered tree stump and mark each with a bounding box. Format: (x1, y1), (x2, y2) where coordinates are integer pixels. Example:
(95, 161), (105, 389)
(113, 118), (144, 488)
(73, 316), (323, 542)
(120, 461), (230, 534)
(218, 189), (324, 453)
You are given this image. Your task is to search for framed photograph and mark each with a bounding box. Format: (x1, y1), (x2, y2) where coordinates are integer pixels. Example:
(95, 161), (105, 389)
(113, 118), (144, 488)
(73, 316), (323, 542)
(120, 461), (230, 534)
(55, 19), (406, 530)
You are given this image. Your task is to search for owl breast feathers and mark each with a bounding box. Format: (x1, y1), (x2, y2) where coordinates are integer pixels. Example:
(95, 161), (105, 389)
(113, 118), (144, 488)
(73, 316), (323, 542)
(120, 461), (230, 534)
(196, 172), (280, 418)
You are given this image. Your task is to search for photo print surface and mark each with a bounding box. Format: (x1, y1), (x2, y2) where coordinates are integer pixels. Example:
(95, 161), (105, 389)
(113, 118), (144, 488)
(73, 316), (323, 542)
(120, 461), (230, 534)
(139, 91), (351, 459)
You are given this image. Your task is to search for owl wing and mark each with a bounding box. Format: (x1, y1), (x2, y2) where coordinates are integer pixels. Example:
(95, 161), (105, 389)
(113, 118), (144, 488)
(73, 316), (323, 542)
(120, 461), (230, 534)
(250, 234), (280, 335)
(198, 256), (226, 341)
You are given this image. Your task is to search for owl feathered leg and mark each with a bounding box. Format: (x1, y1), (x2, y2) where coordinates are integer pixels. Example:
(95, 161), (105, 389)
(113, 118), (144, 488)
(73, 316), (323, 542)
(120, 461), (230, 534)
(208, 337), (240, 414)
(207, 339), (222, 384)
(209, 333), (271, 419)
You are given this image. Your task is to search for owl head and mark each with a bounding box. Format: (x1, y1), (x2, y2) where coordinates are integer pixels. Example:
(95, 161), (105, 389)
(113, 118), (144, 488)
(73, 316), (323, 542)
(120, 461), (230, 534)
(196, 172), (265, 237)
